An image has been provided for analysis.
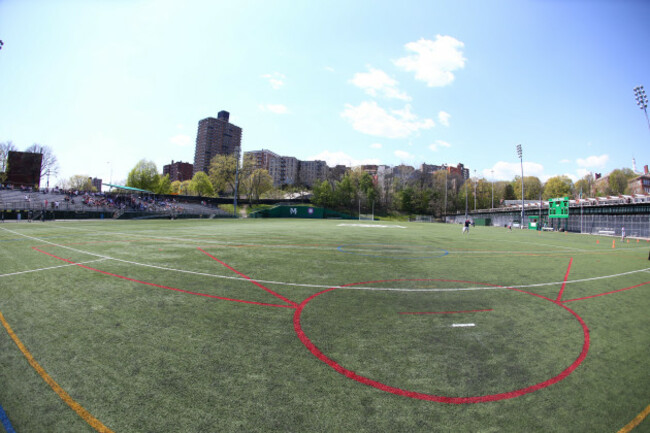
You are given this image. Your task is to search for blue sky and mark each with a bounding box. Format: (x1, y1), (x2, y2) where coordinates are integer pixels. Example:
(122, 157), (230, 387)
(1, 0), (649, 186)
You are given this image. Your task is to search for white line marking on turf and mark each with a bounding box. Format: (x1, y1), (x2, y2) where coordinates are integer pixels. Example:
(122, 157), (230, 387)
(337, 223), (406, 229)
(452, 323), (475, 327)
(3, 226), (650, 293)
(0, 259), (106, 278)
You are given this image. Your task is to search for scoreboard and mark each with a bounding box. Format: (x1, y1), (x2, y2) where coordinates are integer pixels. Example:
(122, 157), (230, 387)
(548, 197), (569, 218)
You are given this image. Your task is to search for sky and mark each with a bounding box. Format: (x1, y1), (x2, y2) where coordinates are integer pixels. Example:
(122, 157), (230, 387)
(1, 0), (649, 187)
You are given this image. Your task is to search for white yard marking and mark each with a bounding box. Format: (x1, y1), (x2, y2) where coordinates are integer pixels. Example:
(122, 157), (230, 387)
(452, 323), (476, 327)
(3, 226), (649, 293)
(337, 223), (406, 229)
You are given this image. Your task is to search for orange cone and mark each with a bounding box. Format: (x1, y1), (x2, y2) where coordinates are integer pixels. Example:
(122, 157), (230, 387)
(612, 239), (616, 249)
(596, 239), (599, 244)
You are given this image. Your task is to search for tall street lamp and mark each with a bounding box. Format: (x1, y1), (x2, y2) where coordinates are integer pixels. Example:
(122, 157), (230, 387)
(634, 85), (650, 134)
(491, 169), (494, 210)
(517, 144), (524, 227)
(473, 169), (477, 211)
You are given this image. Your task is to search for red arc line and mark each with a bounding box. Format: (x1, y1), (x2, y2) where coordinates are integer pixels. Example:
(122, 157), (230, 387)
(556, 257), (573, 302)
(31, 247), (293, 309)
(197, 247), (298, 308)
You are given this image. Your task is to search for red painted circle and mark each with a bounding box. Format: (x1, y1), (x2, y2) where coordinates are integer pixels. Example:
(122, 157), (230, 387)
(293, 279), (590, 404)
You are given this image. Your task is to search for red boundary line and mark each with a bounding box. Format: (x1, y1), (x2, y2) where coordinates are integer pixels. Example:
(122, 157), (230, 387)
(399, 309), (493, 315)
(294, 279), (590, 404)
(31, 247), (294, 309)
(562, 281), (650, 303)
(197, 247), (298, 307)
(556, 257), (573, 302)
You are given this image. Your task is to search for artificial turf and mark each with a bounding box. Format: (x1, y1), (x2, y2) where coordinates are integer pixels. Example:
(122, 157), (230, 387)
(0, 219), (648, 432)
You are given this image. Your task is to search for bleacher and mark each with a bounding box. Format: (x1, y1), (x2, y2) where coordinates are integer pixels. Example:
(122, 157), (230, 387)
(0, 188), (234, 219)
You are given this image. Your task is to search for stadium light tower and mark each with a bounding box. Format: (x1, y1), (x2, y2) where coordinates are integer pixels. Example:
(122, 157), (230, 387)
(634, 85), (650, 134)
(491, 169), (494, 210)
(516, 144), (524, 227)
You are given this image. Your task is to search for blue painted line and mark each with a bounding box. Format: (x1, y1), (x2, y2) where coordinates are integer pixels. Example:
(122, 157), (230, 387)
(337, 244), (449, 259)
(0, 403), (16, 433)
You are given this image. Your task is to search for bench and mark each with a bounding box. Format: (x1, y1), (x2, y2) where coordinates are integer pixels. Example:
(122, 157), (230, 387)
(598, 230), (615, 235)
(542, 227), (554, 231)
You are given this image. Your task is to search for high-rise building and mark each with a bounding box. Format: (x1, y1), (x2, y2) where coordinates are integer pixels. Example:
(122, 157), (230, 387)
(269, 156), (299, 187)
(163, 160), (194, 182)
(299, 160), (327, 187)
(193, 111), (242, 175)
(244, 149), (279, 171)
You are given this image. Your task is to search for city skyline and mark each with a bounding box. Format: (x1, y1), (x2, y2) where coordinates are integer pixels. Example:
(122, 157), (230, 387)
(1, 0), (648, 187)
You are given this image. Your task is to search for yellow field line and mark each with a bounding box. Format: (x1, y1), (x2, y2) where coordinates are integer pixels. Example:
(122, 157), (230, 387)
(0, 310), (114, 433)
(618, 405), (650, 433)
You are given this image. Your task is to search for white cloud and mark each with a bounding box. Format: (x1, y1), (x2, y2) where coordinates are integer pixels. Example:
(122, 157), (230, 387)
(577, 154), (609, 168)
(325, 66), (335, 73)
(307, 150), (380, 167)
(259, 103), (289, 114)
(370, 143), (383, 149)
(559, 159), (570, 164)
(437, 111), (451, 127)
(394, 150), (414, 160)
(429, 140), (451, 152)
(394, 35), (466, 87)
(486, 161), (546, 181)
(341, 101), (435, 138)
(349, 67), (410, 101)
(169, 134), (192, 147)
(261, 72), (286, 90)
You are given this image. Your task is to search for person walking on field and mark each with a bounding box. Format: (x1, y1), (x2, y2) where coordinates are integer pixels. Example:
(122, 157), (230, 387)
(463, 219), (470, 234)
(621, 226), (625, 240)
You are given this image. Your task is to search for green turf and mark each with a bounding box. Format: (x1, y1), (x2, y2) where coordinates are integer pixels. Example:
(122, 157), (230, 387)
(0, 219), (648, 432)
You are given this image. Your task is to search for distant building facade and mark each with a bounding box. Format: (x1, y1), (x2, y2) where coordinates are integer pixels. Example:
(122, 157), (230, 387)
(628, 165), (650, 194)
(91, 178), (102, 192)
(244, 149), (279, 172)
(193, 111), (242, 175)
(299, 160), (327, 187)
(269, 156), (299, 187)
(164, 160), (194, 182)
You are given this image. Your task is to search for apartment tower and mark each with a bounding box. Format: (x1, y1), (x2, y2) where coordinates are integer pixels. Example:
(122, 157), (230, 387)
(193, 111), (242, 175)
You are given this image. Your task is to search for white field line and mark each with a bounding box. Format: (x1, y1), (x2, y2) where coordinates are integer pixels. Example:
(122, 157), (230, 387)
(452, 323), (475, 327)
(36, 223), (650, 254)
(0, 259), (106, 278)
(2, 226), (650, 293)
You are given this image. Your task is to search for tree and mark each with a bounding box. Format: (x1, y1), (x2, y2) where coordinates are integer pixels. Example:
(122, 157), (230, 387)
(608, 169), (631, 195)
(208, 154), (238, 195)
(156, 174), (172, 195)
(512, 176), (542, 200)
(574, 173), (594, 197)
(312, 180), (335, 208)
(25, 143), (59, 184)
(503, 183), (516, 200)
(244, 169), (273, 203)
(170, 180), (182, 195)
(180, 180), (191, 195)
(398, 187), (415, 215)
(0, 141), (16, 184)
(126, 159), (160, 191)
(190, 171), (215, 197)
(543, 175), (573, 199)
(68, 175), (94, 191)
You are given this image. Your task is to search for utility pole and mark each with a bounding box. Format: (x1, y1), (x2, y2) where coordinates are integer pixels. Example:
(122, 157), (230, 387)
(517, 144), (524, 227)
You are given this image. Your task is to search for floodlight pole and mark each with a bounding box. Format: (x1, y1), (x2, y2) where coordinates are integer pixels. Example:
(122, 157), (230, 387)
(634, 85), (650, 135)
(491, 169), (494, 210)
(473, 169), (477, 211)
(517, 144), (524, 228)
(444, 168), (448, 220)
(234, 148), (240, 217)
(464, 176), (468, 219)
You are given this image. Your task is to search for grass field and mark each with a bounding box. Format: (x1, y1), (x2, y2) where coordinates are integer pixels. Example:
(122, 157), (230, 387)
(0, 218), (648, 432)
